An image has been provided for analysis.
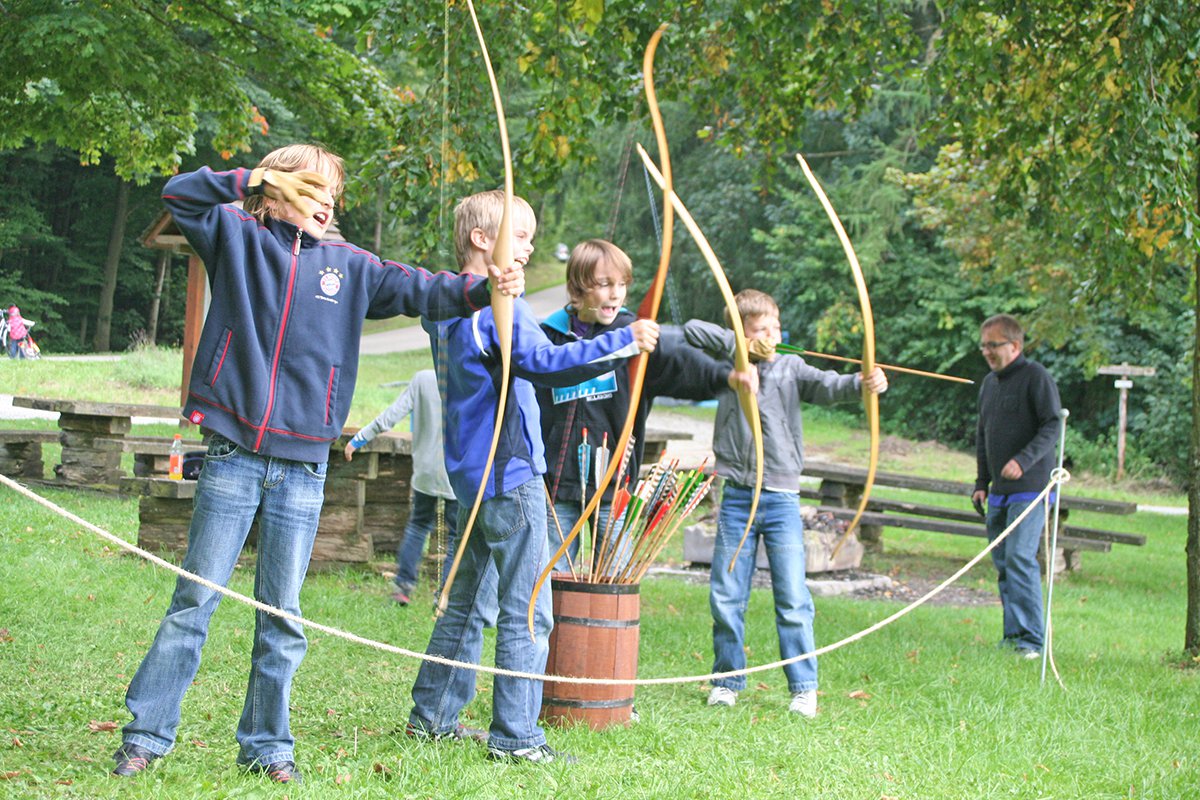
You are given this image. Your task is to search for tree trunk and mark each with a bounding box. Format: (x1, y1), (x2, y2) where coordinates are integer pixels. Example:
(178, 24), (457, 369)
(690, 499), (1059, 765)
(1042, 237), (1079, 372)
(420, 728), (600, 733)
(93, 177), (130, 352)
(146, 251), (169, 346)
(1187, 133), (1200, 656)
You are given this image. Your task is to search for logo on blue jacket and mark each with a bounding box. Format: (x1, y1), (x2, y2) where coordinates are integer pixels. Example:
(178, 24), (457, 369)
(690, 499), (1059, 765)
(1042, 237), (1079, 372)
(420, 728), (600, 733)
(318, 267), (344, 302)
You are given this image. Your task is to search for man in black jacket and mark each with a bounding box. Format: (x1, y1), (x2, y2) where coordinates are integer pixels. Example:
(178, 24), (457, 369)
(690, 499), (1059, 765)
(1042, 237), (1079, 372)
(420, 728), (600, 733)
(971, 314), (1062, 659)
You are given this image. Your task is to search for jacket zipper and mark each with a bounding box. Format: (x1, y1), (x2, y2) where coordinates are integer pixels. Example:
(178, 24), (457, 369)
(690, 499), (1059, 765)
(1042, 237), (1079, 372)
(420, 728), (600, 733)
(254, 228), (303, 451)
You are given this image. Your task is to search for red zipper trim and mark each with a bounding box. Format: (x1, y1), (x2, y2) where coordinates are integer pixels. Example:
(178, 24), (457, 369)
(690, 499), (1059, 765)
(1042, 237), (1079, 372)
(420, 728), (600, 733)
(210, 329), (233, 384)
(324, 366), (335, 425)
(254, 229), (303, 450)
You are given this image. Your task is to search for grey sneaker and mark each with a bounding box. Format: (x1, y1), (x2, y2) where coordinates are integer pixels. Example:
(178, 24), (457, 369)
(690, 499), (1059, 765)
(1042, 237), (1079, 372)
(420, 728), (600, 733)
(486, 744), (577, 764)
(707, 686), (737, 707)
(788, 690), (818, 717)
(1017, 647), (1042, 660)
(405, 721), (488, 743)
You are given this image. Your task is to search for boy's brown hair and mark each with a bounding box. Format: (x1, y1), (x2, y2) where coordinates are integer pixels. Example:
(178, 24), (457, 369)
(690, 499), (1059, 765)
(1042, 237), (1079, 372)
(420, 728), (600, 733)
(243, 144), (345, 224)
(566, 239), (634, 305)
(725, 288), (780, 327)
(452, 190), (536, 268)
(980, 313), (1025, 345)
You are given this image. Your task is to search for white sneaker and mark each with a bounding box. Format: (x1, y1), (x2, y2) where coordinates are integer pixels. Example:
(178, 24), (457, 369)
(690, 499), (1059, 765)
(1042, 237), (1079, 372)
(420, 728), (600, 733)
(707, 686), (737, 707)
(789, 690), (817, 717)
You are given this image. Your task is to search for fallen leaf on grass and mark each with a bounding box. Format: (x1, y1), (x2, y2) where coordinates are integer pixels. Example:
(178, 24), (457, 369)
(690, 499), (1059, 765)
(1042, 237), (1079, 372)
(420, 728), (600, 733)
(755, 682), (771, 691)
(190, 739), (208, 748)
(11, 738), (22, 748)
(1, 772), (21, 780)
(88, 720), (118, 732)
(372, 763), (392, 775)
(55, 779), (73, 785)
(335, 773), (352, 785)
(847, 690), (871, 700)
(905, 649), (920, 663)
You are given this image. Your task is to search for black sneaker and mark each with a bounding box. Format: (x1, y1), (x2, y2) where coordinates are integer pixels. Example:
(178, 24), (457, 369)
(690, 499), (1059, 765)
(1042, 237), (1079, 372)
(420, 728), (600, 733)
(486, 743), (577, 764)
(405, 721), (488, 743)
(112, 743), (159, 777)
(246, 760), (301, 784)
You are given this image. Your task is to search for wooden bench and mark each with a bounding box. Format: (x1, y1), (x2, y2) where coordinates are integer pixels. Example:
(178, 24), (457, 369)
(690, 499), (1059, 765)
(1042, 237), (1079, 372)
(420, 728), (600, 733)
(11, 396), (182, 488)
(0, 429), (60, 479)
(122, 435), (382, 570)
(802, 460), (1142, 571)
(122, 436), (205, 477)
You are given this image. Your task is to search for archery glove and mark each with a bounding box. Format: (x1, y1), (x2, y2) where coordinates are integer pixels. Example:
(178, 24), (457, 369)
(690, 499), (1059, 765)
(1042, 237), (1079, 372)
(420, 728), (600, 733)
(248, 168), (332, 212)
(748, 338), (776, 363)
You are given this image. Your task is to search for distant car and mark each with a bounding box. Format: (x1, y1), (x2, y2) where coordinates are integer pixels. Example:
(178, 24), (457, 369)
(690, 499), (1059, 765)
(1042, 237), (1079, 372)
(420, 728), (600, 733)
(555, 243), (569, 262)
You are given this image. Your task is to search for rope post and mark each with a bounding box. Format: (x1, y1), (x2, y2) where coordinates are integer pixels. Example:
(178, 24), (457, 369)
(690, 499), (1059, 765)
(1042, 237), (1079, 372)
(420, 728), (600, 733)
(1042, 407), (1070, 684)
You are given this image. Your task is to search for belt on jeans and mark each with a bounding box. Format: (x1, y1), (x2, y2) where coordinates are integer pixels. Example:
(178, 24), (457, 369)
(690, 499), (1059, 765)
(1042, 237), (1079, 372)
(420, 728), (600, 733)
(988, 490), (1055, 508)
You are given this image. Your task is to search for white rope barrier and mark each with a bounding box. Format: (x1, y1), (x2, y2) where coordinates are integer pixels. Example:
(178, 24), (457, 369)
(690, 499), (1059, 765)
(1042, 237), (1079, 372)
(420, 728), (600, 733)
(0, 469), (1069, 686)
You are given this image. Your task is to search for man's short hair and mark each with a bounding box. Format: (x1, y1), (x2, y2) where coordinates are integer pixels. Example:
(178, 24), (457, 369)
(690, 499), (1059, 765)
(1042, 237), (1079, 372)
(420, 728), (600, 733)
(725, 288), (780, 327)
(566, 239), (633, 305)
(981, 313), (1025, 345)
(453, 190), (535, 268)
(244, 144), (345, 224)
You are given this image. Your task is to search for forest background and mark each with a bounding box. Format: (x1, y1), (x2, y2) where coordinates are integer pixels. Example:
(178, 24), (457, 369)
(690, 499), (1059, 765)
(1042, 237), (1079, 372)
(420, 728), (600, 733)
(1, 2), (1198, 650)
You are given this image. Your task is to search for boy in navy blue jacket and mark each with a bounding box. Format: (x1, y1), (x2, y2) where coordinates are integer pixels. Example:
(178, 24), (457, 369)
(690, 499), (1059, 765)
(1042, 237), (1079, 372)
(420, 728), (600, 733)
(407, 190), (658, 764)
(113, 145), (524, 784)
(537, 239), (752, 576)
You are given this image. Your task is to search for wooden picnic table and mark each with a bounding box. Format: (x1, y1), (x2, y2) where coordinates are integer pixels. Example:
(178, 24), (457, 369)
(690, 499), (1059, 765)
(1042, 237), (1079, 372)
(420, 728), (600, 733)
(800, 460), (1141, 571)
(11, 396), (182, 488)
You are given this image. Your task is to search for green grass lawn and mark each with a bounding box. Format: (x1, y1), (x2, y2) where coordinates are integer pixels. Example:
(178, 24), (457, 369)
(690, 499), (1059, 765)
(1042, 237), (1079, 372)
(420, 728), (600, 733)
(1, 390), (1196, 797)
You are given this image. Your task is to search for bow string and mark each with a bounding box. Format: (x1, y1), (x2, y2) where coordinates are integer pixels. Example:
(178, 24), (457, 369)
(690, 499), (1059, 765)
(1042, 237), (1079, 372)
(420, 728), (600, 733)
(437, 0), (515, 613)
(795, 153), (878, 560)
(528, 23), (676, 634)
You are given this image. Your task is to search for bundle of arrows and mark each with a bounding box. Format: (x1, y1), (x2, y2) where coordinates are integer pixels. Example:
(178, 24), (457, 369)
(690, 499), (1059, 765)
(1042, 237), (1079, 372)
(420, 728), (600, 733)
(575, 456), (716, 585)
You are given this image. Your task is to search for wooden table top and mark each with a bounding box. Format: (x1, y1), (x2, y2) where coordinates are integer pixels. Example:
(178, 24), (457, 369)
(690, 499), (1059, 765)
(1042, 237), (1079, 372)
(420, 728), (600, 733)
(12, 396), (182, 420)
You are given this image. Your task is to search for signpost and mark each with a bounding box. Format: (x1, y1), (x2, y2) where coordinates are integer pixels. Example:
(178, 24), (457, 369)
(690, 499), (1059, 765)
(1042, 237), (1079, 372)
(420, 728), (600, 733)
(1096, 362), (1156, 479)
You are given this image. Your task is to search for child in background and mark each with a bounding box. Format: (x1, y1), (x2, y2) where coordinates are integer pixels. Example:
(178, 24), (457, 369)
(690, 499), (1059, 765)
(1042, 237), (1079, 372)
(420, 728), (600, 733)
(684, 289), (887, 717)
(5, 305), (30, 359)
(406, 191), (658, 763)
(112, 145), (523, 784)
(345, 369), (461, 606)
(537, 239), (752, 575)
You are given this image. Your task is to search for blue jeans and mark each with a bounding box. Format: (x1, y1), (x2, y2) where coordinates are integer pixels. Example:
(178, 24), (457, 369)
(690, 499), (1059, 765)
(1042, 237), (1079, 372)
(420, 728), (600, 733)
(409, 478), (553, 751)
(709, 483), (817, 693)
(547, 499), (624, 576)
(394, 490), (459, 591)
(122, 434), (327, 766)
(986, 498), (1046, 650)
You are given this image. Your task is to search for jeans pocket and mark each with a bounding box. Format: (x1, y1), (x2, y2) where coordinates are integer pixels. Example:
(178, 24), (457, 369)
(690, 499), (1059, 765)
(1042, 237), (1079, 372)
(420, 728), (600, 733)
(486, 487), (528, 542)
(302, 460), (328, 480)
(206, 433), (239, 460)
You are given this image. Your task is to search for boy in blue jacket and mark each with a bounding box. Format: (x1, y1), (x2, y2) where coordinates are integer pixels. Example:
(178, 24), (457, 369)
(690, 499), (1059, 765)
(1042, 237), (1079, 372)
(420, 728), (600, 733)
(406, 190), (658, 764)
(537, 238), (753, 576)
(113, 145), (524, 784)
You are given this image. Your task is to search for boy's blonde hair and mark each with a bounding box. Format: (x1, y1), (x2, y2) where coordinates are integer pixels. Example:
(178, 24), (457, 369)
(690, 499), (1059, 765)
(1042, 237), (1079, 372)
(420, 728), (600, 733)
(725, 288), (780, 327)
(453, 189), (536, 268)
(566, 239), (633, 305)
(243, 144), (345, 224)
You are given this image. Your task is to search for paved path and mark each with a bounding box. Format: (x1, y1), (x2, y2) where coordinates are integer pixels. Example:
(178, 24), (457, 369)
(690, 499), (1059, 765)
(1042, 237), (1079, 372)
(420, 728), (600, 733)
(359, 284), (569, 355)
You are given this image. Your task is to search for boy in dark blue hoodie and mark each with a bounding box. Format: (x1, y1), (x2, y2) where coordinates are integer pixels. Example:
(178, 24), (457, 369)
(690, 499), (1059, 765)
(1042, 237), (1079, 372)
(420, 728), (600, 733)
(113, 145), (524, 784)
(406, 190), (658, 764)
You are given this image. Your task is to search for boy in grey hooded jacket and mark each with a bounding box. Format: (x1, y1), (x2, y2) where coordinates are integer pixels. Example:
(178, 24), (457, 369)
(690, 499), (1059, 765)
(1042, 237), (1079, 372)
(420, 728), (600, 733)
(684, 289), (887, 715)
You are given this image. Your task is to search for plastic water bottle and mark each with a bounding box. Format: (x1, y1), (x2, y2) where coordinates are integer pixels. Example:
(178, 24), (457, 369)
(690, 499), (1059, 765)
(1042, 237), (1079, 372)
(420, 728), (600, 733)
(168, 433), (184, 480)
